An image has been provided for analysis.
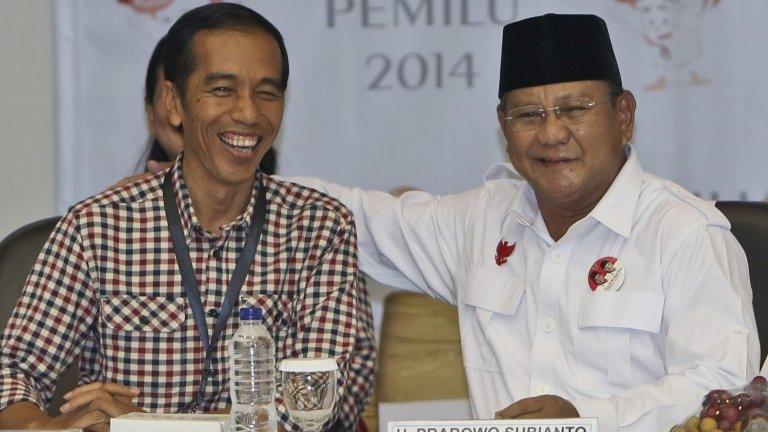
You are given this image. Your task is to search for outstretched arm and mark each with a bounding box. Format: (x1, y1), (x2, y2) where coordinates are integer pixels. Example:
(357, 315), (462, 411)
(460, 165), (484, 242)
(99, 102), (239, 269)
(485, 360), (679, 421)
(283, 176), (481, 304)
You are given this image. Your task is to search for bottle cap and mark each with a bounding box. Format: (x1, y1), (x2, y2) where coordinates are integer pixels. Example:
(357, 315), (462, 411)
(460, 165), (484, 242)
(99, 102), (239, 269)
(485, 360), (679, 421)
(279, 357), (338, 373)
(239, 306), (262, 321)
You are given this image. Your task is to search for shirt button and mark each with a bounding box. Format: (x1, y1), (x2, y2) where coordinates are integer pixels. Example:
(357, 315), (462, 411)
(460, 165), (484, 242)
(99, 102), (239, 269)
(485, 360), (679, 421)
(139, 316), (150, 325)
(551, 250), (563, 263)
(207, 309), (219, 318)
(541, 318), (555, 333)
(731, 326), (743, 334)
(205, 369), (217, 379)
(535, 386), (548, 395)
(212, 248), (223, 259)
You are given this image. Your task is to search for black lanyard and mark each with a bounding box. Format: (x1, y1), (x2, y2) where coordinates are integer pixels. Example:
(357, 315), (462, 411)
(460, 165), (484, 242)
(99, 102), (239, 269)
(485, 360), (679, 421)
(162, 169), (268, 412)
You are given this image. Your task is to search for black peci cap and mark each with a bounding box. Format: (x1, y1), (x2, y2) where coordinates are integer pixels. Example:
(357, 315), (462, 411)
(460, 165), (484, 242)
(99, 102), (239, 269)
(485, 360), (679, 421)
(498, 13), (622, 99)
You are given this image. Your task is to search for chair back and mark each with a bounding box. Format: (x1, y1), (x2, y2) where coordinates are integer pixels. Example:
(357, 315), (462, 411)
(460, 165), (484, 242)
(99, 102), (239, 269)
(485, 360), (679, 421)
(715, 201), (768, 363)
(0, 216), (79, 415)
(0, 217), (61, 329)
(377, 292), (468, 402)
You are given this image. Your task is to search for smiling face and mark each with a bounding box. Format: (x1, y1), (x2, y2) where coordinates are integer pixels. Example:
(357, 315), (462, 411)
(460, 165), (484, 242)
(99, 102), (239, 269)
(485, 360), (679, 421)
(497, 80), (636, 210)
(166, 28), (284, 188)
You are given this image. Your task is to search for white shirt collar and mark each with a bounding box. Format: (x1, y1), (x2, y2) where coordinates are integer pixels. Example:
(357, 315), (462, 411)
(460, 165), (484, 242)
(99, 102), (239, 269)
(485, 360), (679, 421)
(485, 145), (644, 239)
(482, 162), (522, 182)
(589, 145), (644, 238)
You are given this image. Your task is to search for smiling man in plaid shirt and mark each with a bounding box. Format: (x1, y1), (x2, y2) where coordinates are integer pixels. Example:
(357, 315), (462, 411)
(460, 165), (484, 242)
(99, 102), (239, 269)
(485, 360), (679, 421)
(0, 4), (375, 431)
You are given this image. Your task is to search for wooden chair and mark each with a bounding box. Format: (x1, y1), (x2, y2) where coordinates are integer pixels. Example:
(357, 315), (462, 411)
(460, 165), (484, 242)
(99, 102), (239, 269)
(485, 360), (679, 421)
(369, 292), (468, 431)
(0, 216), (79, 415)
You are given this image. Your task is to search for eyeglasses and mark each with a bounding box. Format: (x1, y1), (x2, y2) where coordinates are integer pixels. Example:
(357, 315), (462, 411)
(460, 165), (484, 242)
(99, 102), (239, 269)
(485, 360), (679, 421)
(503, 95), (612, 132)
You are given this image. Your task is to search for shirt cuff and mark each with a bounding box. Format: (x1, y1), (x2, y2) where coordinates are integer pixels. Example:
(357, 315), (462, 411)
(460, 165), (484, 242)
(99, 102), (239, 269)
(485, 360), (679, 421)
(0, 378), (45, 413)
(572, 397), (618, 432)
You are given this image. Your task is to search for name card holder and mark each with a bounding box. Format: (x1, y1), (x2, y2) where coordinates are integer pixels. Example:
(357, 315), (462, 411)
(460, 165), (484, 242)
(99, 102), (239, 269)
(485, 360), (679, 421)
(0, 430), (82, 432)
(111, 412), (229, 432)
(388, 418), (599, 432)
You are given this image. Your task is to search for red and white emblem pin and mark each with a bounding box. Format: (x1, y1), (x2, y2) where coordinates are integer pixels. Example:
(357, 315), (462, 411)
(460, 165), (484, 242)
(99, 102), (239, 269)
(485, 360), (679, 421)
(587, 256), (625, 291)
(495, 239), (516, 266)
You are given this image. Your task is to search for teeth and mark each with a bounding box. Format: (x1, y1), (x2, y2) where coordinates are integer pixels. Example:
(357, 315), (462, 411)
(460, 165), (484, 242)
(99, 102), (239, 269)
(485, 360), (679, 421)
(220, 134), (261, 152)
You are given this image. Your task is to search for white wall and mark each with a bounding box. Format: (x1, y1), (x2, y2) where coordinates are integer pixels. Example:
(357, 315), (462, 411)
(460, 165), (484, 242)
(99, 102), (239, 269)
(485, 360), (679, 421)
(0, 0), (55, 241)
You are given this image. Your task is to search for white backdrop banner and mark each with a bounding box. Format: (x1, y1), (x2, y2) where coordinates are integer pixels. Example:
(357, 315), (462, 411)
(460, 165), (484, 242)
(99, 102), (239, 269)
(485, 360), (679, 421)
(55, 0), (768, 211)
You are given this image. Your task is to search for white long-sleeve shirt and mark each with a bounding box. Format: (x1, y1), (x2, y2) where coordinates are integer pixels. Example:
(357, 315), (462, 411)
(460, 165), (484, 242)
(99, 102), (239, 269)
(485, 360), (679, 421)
(286, 148), (760, 431)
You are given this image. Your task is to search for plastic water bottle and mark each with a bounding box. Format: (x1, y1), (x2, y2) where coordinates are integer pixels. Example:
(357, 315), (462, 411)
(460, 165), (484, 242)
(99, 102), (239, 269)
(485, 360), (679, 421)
(229, 306), (277, 432)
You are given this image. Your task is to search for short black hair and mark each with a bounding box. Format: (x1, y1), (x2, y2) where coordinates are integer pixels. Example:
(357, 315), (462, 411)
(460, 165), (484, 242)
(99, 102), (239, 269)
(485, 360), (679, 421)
(163, 2), (289, 97)
(144, 35), (167, 105)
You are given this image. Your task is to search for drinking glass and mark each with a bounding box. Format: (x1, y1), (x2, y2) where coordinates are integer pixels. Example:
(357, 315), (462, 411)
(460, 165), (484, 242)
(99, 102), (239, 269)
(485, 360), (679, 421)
(279, 357), (338, 432)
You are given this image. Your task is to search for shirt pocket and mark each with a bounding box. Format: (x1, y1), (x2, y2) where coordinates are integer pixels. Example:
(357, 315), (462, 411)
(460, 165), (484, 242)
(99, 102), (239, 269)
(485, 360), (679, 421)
(461, 268), (525, 372)
(242, 294), (295, 354)
(101, 294), (186, 332)
(242, 294), (294, 331)
(574, 290), (664, 393)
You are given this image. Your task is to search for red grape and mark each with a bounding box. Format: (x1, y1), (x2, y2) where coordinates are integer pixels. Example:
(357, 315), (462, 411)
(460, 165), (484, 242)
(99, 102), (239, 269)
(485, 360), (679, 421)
(702, 389), (732, 407)
(734, 393), (755, 411)
(721, 404), (739, 423)
(701, 402), (721, 419)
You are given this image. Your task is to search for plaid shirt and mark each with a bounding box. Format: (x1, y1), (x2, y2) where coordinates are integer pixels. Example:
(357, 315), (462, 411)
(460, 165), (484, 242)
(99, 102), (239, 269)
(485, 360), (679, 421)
(0, 159), (376, 431)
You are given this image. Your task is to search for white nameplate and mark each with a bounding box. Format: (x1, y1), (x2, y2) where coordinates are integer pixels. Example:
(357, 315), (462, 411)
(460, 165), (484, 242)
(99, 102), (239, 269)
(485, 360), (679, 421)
(388, 418), (599, 432)
(111, 412), (229, 432)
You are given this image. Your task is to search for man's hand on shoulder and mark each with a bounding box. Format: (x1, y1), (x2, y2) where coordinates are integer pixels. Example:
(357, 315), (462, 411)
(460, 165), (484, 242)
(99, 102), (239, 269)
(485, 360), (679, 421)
(114, 172), (155, 188)
(495, 395), (579, 420)
(146, 160), (172, 175)
(113, 160), (172, 187)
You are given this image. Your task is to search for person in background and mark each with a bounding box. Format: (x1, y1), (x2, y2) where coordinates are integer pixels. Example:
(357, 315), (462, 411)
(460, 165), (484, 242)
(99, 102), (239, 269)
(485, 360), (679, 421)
(0, 3), (374, 431)
(139, 34), (184, 174)
(291, 13), (759, 432)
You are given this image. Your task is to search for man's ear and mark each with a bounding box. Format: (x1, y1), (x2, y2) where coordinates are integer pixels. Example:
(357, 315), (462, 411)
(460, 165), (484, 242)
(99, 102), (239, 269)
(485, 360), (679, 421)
(616, 90), (637, 146)
(162, 80), (182, 128)
(497, 102), (510, 142)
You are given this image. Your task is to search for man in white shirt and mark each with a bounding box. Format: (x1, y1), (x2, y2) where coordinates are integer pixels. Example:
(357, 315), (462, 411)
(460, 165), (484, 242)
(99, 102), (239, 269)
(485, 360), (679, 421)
(292, 13), (759, 432)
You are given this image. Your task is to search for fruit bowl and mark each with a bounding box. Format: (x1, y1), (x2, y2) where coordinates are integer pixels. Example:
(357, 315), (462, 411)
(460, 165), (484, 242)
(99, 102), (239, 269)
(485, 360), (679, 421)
(670, 376), (768, 432)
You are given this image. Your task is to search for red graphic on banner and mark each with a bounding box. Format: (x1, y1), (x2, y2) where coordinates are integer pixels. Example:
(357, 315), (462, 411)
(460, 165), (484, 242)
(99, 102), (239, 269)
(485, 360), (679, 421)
(118, 0), (174, 16)
(118, 0), (227, 18)
(494, 239), (516, 266)
(616, 0), (724, 91)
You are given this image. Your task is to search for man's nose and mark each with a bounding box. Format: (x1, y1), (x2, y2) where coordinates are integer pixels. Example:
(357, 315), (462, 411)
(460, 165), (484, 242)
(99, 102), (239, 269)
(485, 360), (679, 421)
(231, 92), (259, 124)
(536, 110), (570, 146)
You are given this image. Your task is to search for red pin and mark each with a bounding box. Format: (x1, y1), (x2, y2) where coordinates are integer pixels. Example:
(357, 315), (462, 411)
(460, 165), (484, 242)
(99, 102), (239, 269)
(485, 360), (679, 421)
(587, 256), (626, 291)
(495, 239), (516, 266)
